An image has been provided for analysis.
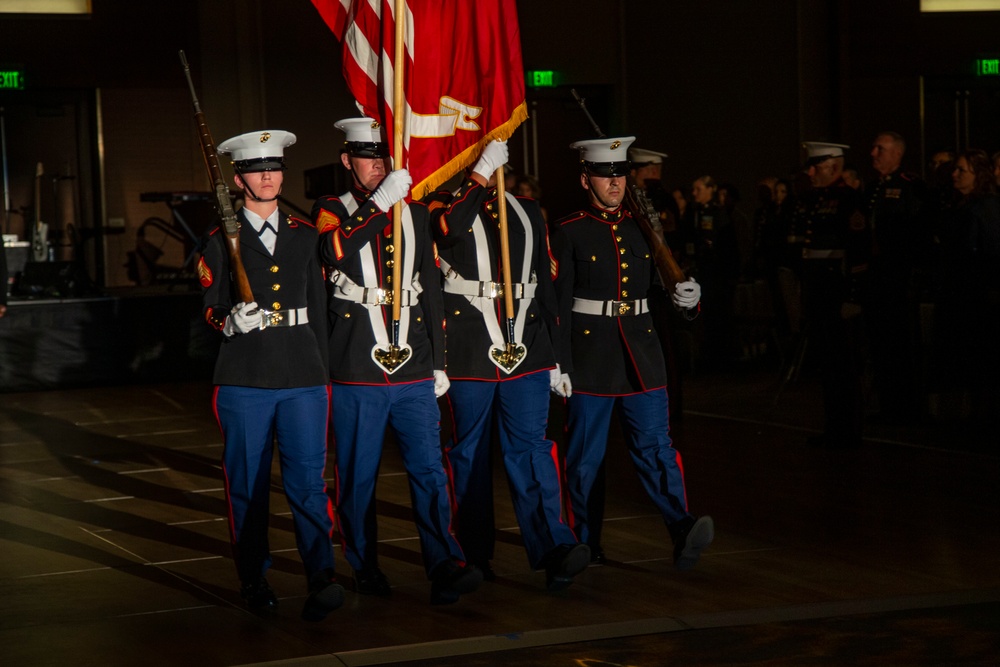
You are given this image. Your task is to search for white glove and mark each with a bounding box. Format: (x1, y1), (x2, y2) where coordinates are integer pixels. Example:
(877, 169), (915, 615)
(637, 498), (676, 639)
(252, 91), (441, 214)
(225, 301), (262, 336)
(472, 140), (508, 180)
(672, 279), (701, 310)
(371, 169), (412, 212)
(550, 367), (572, 398)
(433, 370), (450, 398)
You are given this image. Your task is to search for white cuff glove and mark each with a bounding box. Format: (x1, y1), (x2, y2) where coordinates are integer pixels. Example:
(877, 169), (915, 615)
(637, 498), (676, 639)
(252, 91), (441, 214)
(672, 279), (701, 310)
(433, 370), (450, 398)
(550, 367), (572, 398)
(371, 169), (412, 212)
(226, 301), (262, 336)
(472, 140), (508, 180)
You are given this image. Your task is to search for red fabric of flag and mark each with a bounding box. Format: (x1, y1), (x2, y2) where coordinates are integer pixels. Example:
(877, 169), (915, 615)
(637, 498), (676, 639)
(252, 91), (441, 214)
(311, 0), (528, 200)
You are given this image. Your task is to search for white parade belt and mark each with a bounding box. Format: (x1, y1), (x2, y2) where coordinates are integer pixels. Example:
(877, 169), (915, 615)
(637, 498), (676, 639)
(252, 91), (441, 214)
(443, 278), (536, 300)
(572, 297), (649, 317)
(260, 307), (309, 327)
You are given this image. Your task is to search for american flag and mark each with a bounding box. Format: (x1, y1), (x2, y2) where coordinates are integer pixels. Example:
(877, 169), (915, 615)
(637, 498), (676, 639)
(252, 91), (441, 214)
(311, 0), (528, 199)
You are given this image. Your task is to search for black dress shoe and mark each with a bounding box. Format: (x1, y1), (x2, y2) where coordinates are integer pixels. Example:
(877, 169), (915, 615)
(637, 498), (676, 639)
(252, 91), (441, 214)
(354, 567), (392, 597)
(240, 578), (278, 613)
(673, 515), (715, 571)
(429, 560), (483, 605)
(301, 580), (345, 622)
(544, 543), (591, 591)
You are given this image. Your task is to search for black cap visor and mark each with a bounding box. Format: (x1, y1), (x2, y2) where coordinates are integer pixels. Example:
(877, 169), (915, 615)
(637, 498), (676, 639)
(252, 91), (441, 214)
(234, 157), (286, 173)
(346, 141), (390, 159)
(584, 161), (631, 177)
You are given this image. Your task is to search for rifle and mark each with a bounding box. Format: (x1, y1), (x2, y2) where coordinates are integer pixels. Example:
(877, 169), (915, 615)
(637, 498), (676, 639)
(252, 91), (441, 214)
(569, 89), (685, 289)
(179, 50), (254, 305)
(31, 162), (49, 262)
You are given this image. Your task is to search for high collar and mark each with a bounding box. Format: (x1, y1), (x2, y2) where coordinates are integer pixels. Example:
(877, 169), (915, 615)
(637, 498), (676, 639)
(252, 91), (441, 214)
(587, 203), (626, 223)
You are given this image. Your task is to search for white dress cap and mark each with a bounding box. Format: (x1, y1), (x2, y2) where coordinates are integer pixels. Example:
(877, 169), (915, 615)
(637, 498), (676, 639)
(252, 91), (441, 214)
(629, 147), (668, 165)
(334, 117), (388, 157)
(802, 141), (850, 163)
(217, 130), (296, 172)
(570, 136), (636, 176)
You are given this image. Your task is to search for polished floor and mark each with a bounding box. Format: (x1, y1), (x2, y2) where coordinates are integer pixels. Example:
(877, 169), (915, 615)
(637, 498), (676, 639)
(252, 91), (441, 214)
(1, 363), (998, 666)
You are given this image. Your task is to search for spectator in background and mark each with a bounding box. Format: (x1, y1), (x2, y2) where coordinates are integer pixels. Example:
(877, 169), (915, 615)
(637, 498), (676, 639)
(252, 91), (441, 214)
(790, 142), (870, 449)
(684, 175), (739, 369)
(864, 131), (927, 423)
(515, 173), (549, 223)
(935, 149), (1000, 432)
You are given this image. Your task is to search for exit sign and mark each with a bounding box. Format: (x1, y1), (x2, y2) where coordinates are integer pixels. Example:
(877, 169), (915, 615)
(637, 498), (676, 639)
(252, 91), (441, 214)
(526, 70), (558, 88)
(977, 58), (1000, 76)
(0, 69), (25, 90)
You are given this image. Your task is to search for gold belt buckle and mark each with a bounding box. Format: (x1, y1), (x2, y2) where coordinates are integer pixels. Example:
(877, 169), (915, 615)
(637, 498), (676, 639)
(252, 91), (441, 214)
(617, 301), (632, 316)
(376, 288), (393, 305)
(484, 282), (500, 299)
(262, 310), (283, 328)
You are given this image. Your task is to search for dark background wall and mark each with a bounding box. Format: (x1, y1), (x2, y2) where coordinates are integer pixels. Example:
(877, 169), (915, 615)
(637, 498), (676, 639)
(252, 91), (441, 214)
(1, 0), (998, 288)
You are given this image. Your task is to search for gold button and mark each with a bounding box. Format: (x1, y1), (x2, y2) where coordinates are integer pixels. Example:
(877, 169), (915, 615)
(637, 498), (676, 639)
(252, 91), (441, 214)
(386, 244), (395, 253)
(616, 236), (622, 242)
(583, 329), (591, 335)
(345, 226), (352, 232)
(591, 255), (597, 261)
(620, 248), (626, 255)
(621, 291), (628, 298)
(644, 253), (650, 258)
(386, 275), (392, 283)
(269, 265), (279, 273)
(272, 302), (281, 310)
(454, 310), (461, 315)
(647, 328), (653, 333)
(386, 260), (394, 268)
(416, 317), (422, 322)
(612, 224), (618, 230)
(345, 312), (351, 318)
(486, 203), (493, 211)
(492, 213), (498, 219)
(356, 216), (363, 221)
(468, 228), (474, 233)
(622, 276), (629, 283)
(621, 262), (629, 269)
(272, 284), (280, 291)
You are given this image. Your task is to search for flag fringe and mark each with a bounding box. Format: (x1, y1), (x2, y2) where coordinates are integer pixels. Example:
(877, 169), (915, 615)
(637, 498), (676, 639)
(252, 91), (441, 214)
(412, 101), (529, 201)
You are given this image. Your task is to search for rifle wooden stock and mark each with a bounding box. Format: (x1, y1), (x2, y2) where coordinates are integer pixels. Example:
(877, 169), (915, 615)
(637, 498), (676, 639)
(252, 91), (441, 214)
(624, 183), (686, 289)
(180, 50), (253, 305)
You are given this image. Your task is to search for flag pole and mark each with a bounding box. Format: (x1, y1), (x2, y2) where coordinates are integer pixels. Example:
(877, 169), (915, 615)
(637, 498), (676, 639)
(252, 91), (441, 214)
(390, 0), (406, 328)
(495, 167), (515, 322)
(489, 164), (527, 372)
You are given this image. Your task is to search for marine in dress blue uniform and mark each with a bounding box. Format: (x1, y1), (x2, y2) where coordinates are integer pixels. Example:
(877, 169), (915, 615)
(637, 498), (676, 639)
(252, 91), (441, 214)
(313, 117), (480, 605)
(200, 130), (343, 621)
(427, 140), (589, 590)
(552, 136), (714, 570)
(791, 142), (871, 448)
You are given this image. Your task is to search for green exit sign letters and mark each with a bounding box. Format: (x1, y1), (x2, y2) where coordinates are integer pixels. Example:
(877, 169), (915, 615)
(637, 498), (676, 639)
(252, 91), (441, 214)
(0, 70), (25, 90)
(976, 58), (1000, 77)
(526, 70), (557, 88)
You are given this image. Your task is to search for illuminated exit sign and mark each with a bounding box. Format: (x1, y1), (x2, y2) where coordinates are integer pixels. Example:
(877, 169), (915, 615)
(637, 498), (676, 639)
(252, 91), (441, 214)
(0, 69), (25, 90)
(526, 70), (558, 88)
(977, 58), (1000, 76)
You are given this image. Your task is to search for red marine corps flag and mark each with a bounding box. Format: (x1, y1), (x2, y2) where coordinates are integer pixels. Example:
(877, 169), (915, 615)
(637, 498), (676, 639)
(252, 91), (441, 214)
(310, 0), (528, 200)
